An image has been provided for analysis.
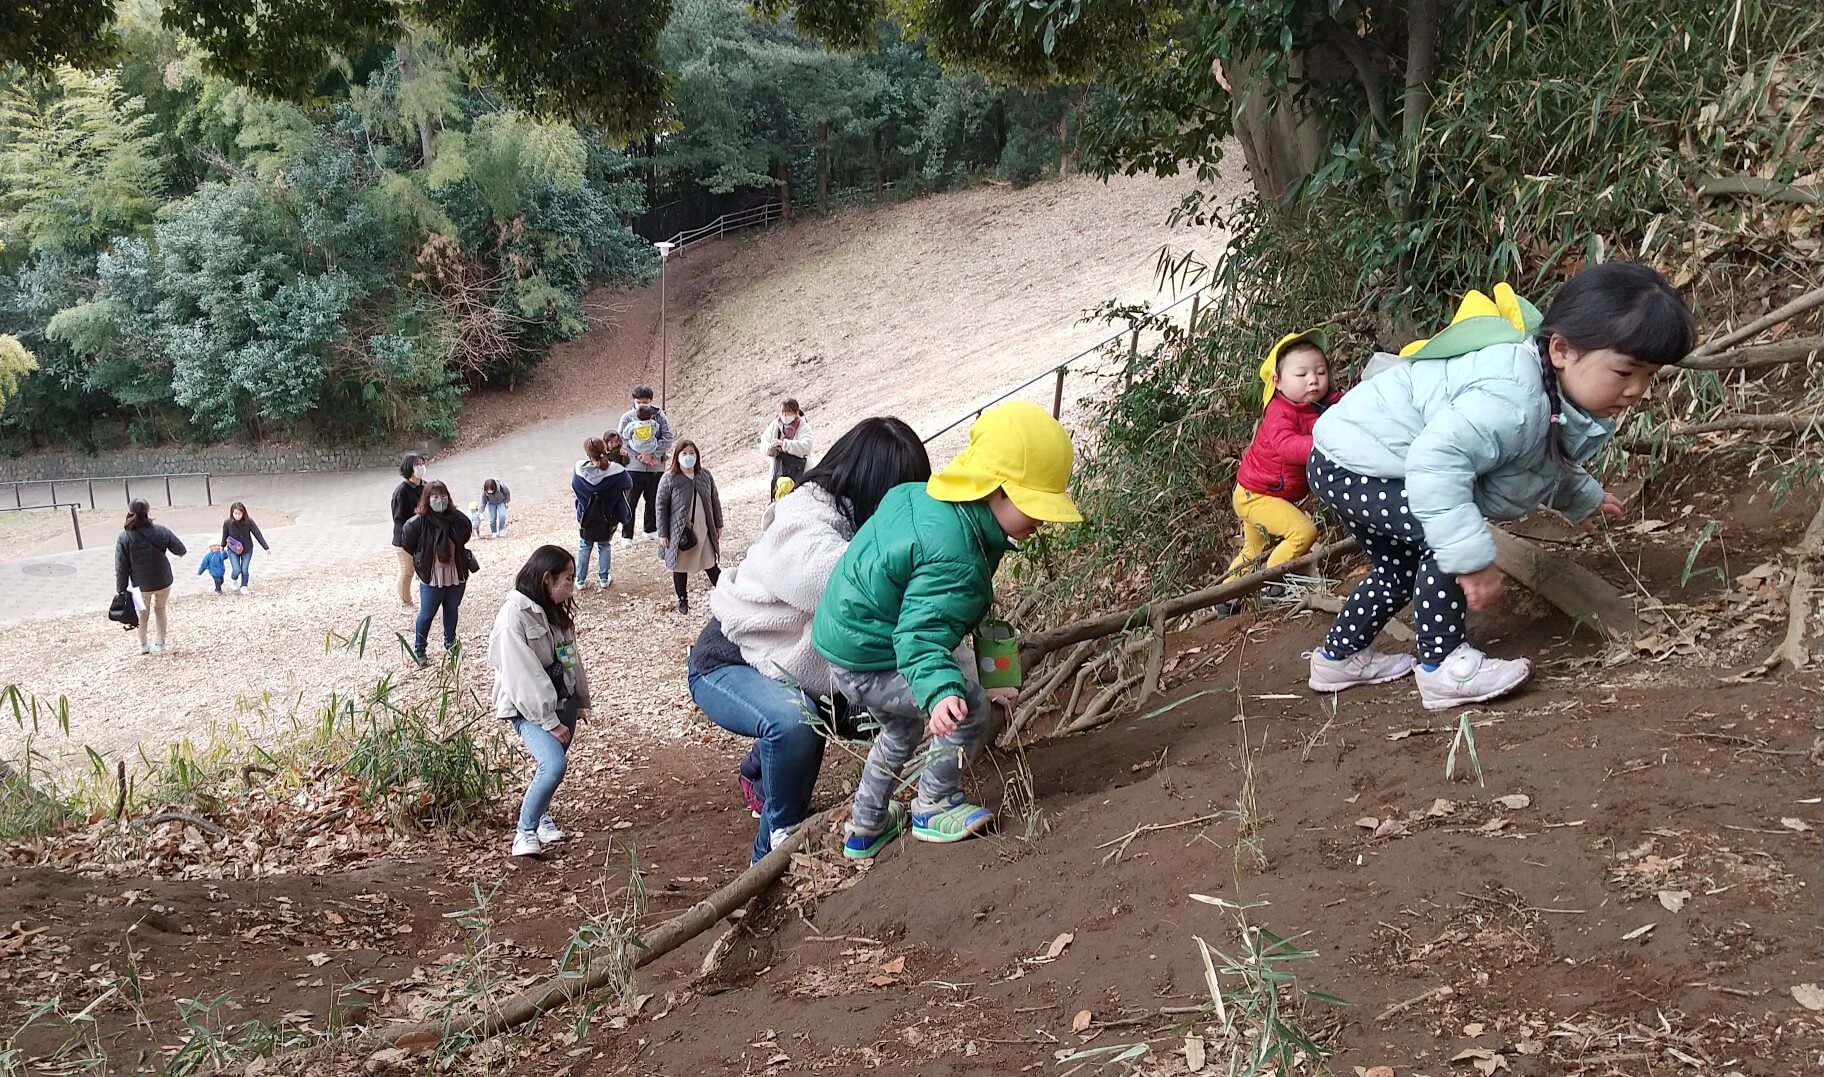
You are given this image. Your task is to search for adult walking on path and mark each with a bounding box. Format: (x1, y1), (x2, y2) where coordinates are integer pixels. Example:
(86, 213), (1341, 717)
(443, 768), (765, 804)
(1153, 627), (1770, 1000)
(572, 437), (632, 590)
(400, 480), (475, 666)
(479, 479), (511, 538)
(655, 440), (724, 615)
(686, 417), (931, 861)
(114, 499), (188, 656)
(759, 397), (814, 501)
(390, 452), (428, 609)
(618, 385), (674, 542)
(220, 502), (270, 595)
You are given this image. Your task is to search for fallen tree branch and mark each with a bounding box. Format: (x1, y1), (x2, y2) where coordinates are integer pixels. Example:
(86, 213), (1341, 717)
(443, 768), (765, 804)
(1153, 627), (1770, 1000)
(1002, 640), (1094, 746)
(1019, 540), (1362, 667)
(1678, 336), (1824, 371)
(1055, 672), (1145, 737)
(143, 810), (228, 838)
(1617, 412), (1823, 453)
(1300, 593), (1416, 642)
(1488, 527), (1643, 641)
(1760, 499), (1824, 673)
(1695, 174), (1824, 206)
(380, 807), (843, 1050)
(1692, 285), (1824, 357)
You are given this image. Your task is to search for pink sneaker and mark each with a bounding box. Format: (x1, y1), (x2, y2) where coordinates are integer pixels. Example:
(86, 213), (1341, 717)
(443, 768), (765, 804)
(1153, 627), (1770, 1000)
(1414, 644), (1530, 710)
(1307, 648), (1417, 693)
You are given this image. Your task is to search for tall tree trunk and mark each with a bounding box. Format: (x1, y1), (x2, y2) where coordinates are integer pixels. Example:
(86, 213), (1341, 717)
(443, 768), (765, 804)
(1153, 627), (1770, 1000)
(1057, 107), (1069, 180)
(872, 128), (884, 194)
(395, 39), (435, 167)
(1402, 0), (1439, 151)
(1224, 51), (1328, 200)
(993, 98), (1008, 159)
(776, 159), (793, 221)
(817, 122), (830, 213)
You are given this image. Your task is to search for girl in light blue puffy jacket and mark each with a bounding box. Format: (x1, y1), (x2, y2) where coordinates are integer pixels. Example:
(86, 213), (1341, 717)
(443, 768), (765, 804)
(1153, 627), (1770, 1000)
(1304, 263), (1694, 711)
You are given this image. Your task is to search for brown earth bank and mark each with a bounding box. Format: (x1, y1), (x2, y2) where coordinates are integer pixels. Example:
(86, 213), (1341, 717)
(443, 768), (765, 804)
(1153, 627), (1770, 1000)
(4, 475), (1820, 1075)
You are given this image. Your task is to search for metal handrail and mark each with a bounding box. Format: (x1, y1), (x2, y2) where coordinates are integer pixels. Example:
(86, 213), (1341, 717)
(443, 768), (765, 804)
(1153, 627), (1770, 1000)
(659, 180), (902, 257)
(2, 471), (213, 511)
(920, 282), (1219, 444)
(0, 501), (86, 549)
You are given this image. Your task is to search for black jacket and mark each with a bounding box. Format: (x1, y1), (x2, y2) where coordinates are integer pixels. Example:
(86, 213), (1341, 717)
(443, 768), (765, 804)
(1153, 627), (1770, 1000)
(390, 479), (423, 547)
(399, 510), (474, 584)
(222, 516), (268, 554)
(115, 525), (187, 593)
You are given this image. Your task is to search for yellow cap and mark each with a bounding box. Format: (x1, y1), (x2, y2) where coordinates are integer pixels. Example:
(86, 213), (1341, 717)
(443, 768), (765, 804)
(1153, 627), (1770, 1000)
(1257, 329), (1328, 409)
(772, 475), (796, 500)
(928, 400), (1082, 524)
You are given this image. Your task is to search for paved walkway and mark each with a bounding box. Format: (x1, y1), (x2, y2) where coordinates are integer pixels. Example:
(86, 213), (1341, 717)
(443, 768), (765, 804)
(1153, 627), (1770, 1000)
(0, 404), (630, 628)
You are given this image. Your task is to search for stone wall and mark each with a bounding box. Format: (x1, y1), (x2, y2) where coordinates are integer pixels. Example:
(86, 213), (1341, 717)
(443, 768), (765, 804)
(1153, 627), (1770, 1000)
(0, 442), (442, 483)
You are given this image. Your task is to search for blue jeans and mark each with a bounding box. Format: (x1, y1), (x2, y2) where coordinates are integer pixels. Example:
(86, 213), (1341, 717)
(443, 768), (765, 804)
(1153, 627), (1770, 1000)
(576, 537), (612, 583)
(414, 580), (466, 659)
(511, 705), (578, 832)
(227, 547), (254, 587)
(485, 501), (506, 535)
(687, 656), (828, 863)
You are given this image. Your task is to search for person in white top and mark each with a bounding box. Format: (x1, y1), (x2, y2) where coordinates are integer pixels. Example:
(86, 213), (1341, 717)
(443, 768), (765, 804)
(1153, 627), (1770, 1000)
(759, 397), (814, 501)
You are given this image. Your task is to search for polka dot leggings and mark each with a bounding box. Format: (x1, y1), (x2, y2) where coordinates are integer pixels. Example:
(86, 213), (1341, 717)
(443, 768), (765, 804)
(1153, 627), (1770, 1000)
(1307, 452), (1466, 665)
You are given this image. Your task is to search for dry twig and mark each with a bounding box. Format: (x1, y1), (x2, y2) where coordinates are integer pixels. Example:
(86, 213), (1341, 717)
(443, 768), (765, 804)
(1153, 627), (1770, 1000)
(1691, 284), (1824, 357)
(1760, 499), (1824, 673)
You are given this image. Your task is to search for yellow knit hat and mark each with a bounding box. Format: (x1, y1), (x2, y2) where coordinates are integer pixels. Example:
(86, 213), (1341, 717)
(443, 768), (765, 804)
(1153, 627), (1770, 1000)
(928, 401), (1082, 524)
(1256, 329), (1329, 409)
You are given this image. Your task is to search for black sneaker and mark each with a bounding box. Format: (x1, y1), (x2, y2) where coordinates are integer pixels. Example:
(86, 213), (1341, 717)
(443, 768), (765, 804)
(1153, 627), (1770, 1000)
(677, 597), (689, 615)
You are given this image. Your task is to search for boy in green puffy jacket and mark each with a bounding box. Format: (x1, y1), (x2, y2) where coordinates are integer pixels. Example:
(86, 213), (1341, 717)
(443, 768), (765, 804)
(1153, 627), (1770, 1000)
(812, 401), (1081, 858)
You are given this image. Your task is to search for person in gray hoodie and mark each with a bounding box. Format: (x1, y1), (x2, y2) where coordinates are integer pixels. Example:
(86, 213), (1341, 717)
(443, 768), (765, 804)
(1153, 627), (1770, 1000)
(617, 385), (673, 541)
(572, 437), (633, 588)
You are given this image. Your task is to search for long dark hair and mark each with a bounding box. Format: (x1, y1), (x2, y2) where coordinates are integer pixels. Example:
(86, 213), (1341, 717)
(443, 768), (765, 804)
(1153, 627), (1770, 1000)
(228, 501), (253, 525)
(801, 417), (932, 535)
(668, 440), (702, 475)
(124, 499), (152, 530)
(1536, 262), (1695, 458)
(415, 480), (459, 562)
(514, 545), (577, 631)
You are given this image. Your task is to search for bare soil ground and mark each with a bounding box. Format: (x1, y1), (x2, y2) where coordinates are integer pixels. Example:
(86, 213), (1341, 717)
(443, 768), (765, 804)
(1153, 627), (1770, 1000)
(5, 476), (1820, 1075)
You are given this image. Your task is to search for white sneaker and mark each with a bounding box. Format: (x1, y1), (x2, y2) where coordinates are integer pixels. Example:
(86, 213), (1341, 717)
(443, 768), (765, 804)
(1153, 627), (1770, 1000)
(1307, 648), (1416, 692)
(599, 575), (612, 589)
(1414, 644), (1531, 711)
(769, 826), (793, 851)
(139, 642), (151, 655)
(510, 829), (543, 857)
(239, 585), (250, 595)
(536, 815), (566, 844)
(151, 641), (166, 655)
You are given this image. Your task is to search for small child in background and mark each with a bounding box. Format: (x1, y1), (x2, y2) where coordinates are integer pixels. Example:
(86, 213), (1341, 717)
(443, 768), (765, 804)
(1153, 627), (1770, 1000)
(1220, 330), (1340, 614)
(198, 544), (229, 594)
(812, 400), (1082, 858)
(469, 500), (484, 534)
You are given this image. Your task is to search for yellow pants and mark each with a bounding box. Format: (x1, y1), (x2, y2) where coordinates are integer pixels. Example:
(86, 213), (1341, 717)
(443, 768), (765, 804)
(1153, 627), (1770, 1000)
(1226, 486), (1318, 579)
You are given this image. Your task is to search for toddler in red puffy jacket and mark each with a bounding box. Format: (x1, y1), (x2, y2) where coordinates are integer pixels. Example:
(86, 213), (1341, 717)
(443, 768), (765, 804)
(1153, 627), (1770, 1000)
(1224, 331), (1340, 590)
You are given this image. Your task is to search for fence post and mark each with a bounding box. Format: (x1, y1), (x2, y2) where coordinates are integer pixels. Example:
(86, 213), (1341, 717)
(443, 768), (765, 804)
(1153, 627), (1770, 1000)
(1052, 367), (1067, 419)
(11, 485), (17, 509)
(1129, 326), (1140, 361)
(88, 479), (95, 509)
(205, 474), (213, 506)
(1188, 294), (1201, 336)
(70, 504), (83, 550)
(165, 475), (172, 506)
(123, 478), (130, 506)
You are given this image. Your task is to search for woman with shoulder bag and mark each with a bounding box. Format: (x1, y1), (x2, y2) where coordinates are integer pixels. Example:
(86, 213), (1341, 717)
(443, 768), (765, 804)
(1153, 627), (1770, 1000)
(399, 480), (476, 665)
(655, 439), (724, 615)
(114, 499), (188, 655)
(490, 545), (592, 858)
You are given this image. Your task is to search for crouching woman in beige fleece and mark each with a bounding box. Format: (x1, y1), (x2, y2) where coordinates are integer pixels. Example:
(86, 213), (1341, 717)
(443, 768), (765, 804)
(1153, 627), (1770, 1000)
(489, 545), (593, 858)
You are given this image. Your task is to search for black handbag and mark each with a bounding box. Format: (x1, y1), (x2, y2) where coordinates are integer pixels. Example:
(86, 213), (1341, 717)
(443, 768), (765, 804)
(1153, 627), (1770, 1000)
(675, 477), (699, 552)
(108, 591), (139, 630)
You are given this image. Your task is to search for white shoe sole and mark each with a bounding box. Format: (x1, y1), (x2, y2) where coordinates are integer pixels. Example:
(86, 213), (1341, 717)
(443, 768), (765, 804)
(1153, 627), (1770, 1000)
(1418, 670), (1530, 711)
(1307, 666), (1414, 693)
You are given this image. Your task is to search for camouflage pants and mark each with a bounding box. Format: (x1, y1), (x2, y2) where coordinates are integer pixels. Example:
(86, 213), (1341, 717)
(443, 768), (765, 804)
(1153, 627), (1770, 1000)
(833, 668), (990, 834)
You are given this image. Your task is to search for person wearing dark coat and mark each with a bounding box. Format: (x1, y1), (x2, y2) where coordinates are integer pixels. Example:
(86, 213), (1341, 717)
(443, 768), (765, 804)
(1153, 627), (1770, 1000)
(654, 439), (725, 615)
(114, 499), (187, 655)
(399, 479), (475, 665)
(220, 501), (270, 595)
(390, 452), (428, 609)
(572, 437), (633, 589)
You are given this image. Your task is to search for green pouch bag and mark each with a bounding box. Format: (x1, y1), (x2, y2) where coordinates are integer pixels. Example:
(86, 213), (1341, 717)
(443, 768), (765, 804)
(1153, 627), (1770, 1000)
(972, 618), (1021, 690)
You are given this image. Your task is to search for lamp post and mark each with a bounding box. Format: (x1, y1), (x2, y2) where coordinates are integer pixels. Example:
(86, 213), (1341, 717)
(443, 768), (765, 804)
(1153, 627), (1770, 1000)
(654, 240), (676, 408)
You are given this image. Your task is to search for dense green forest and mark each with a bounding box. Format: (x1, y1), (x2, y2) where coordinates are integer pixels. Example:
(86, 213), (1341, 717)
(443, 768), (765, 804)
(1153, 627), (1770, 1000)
(0, 0), (1083, 453)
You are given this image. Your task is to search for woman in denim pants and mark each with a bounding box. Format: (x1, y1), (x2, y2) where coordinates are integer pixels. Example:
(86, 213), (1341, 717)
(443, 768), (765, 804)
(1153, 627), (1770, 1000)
(686, 417), (931, 863)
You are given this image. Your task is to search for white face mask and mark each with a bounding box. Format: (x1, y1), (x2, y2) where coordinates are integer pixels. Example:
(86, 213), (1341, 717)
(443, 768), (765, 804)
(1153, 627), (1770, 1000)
(429, 496), (450, 513)
(413, 464), (426, 479)
(678, 454), (698, 470)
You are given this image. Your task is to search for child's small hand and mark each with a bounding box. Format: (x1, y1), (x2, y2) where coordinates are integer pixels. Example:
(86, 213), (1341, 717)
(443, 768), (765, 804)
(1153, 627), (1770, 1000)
(1580, 492), (1626, 534)
(986, 686), (1020, 711)
(928, 695), (968, 737)
(1456, 565), (1507, 612)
